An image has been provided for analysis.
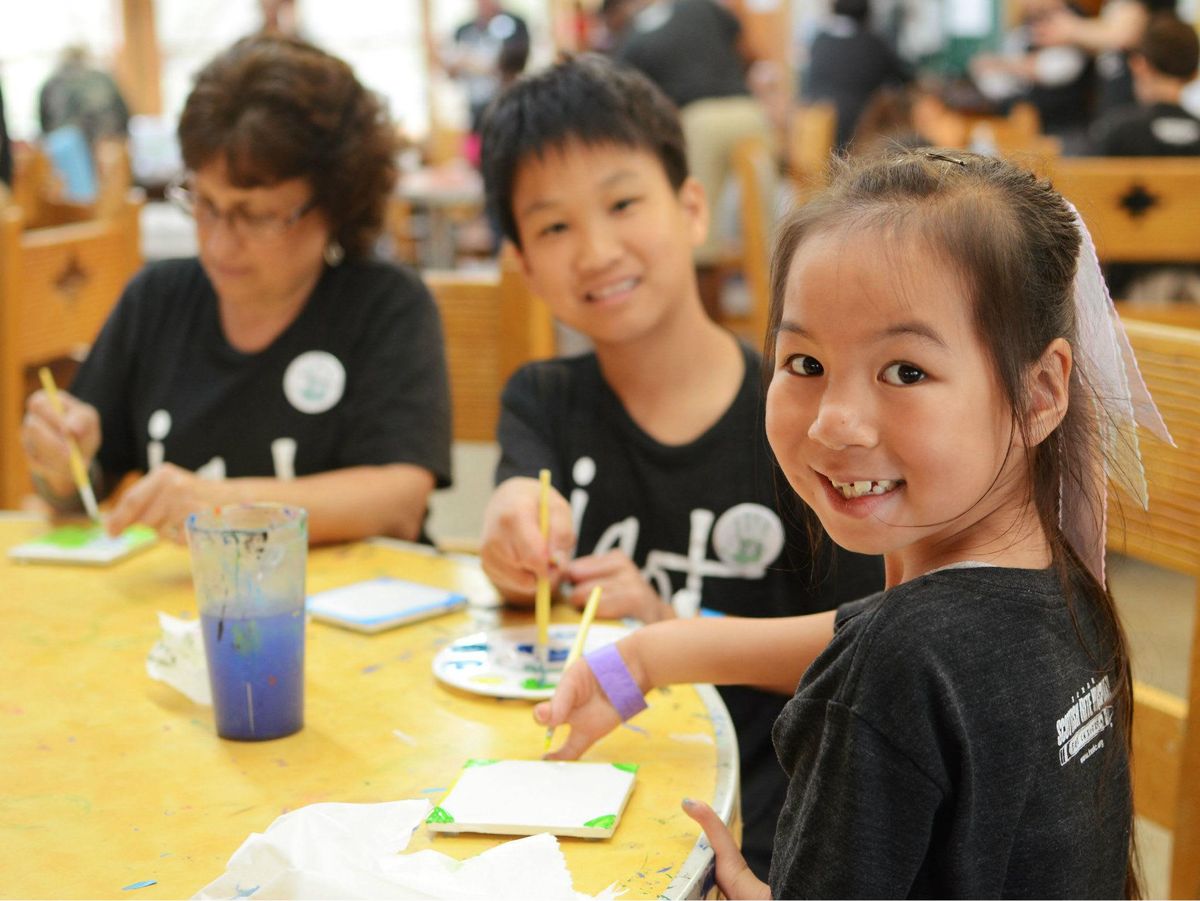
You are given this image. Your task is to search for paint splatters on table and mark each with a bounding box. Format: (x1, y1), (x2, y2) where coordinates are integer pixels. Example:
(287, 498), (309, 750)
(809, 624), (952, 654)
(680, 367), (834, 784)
(361, 663), (383, 674)
(668, 732), (714, 745)
(621, 722), (649, 736)
(122, 879), (157, 891)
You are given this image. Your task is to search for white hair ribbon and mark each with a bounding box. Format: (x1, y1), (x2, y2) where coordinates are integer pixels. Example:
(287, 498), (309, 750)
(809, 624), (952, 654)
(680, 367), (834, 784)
(1063, 203), (1174, 586)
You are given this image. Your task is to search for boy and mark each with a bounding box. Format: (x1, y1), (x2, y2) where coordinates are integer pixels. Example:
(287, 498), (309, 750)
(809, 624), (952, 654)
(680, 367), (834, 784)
(477, 54), (882, 879)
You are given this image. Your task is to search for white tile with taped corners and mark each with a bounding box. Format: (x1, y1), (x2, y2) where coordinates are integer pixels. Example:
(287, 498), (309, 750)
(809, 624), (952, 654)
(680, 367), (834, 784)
(426, 759), (638, 839)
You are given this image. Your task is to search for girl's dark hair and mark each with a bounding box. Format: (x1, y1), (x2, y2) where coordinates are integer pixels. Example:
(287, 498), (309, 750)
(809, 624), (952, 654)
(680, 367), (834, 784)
(479, 53), (689, 249)
(766, 147), (1141, 898)
(178, 34), (397, 259)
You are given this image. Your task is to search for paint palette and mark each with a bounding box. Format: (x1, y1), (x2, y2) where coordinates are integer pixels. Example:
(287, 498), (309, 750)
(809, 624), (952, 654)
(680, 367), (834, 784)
(8, 524), (157, 565)
(431, 623), (630, 700)
(426, 759), (638, 838)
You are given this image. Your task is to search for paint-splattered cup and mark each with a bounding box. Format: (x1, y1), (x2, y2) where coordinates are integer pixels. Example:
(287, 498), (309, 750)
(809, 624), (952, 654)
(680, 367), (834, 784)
(186, 504), (308, 741)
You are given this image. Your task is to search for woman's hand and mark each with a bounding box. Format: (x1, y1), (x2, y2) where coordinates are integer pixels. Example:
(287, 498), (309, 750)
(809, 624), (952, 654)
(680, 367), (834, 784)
(682, 798), (772, 900)
(563, 550), (673, 622)
(106, 463), (234, 543)
(480, 476), (575, 602)
(21, 389), (102, 501)
(535, 639), (645, 759)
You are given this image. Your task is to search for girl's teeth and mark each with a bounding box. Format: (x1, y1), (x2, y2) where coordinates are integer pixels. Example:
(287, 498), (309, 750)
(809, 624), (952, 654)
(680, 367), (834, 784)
(832, 479), (898, 499)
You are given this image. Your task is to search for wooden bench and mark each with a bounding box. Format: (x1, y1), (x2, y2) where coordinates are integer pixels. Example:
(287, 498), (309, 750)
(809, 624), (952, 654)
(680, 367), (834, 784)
(1048, 157), (1200, 264)
(0, 196), (142, 506)
(1109, 318), (1200, 898)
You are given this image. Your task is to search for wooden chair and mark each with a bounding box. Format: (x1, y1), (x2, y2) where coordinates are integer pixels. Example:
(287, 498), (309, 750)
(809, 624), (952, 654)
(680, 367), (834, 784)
(786, 101), (836, 198)
(0, 195), (142, 506)
(1048, 157), (1200, 264)
(728, 134), (775, 349)
(423, 251), (555, 443)
(1108, 318), (1200, 898)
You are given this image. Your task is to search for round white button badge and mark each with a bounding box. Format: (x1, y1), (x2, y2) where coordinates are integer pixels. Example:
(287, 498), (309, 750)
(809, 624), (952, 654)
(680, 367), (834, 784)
(283, 351), (346, 414)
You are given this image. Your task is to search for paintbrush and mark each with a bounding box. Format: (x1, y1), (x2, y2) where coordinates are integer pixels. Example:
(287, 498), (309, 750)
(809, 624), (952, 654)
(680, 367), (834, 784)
(37, 367), (101, 523)
(544, 585), (602, 753)
(535, 468), (552, 680)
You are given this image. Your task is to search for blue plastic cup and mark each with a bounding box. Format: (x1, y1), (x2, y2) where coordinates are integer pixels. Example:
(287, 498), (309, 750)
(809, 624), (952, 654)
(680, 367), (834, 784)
(186, 504), (308, 741)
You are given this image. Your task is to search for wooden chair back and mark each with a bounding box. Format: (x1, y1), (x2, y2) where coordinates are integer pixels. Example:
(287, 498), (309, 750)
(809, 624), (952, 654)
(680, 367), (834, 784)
(0, 195), (142, 506)
(729, 134), (775, 349)
(1048, 157), (1200, 263)
(1108, 318), (1200, 898)
(786, 101), (836, 196)
(423, 252), (555, 442)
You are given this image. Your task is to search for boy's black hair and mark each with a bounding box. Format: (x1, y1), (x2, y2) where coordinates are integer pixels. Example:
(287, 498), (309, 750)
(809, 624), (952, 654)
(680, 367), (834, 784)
(1139, 13), (1200, 82)
(479, 53), (689, 249)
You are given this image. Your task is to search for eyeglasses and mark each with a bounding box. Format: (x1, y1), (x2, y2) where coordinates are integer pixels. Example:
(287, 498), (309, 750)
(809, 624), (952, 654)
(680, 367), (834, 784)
(166, 175), (317, 241)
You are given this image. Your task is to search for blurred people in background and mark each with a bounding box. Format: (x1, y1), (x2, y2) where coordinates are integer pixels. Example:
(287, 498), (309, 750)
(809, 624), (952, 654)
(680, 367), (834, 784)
(616, 0), (774, 283)
(38, 45), (130, 152)
(0, 77), (12, 190)
(1034, 0), (1177, 117)
(1090, 12), (1200, 155)
(440, 0), (531, 148)
(969, 0), (1095, 154)
(801, 0), (912, 151)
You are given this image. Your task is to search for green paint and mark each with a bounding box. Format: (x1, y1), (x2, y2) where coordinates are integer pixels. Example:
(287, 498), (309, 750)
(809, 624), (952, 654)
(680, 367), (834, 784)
(36, 524), (101, 548)
(521, 678), (555, 691)
(425, 806), (454, 823)
(583, 814), (616, 830)
(464, 758), (498, 767)
(33, 523), (156, 550)
(611, 762), (640, 773)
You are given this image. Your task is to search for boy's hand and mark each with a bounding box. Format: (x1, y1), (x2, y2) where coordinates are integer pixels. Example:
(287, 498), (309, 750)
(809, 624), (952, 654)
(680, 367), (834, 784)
(682, 799), (771, 900)
(481, 476), (575, 602)
(564, 550), (672, 622)
(106, 464), (233, 543)
(535, 638), (645, 759)
(21, 389), (102, 499)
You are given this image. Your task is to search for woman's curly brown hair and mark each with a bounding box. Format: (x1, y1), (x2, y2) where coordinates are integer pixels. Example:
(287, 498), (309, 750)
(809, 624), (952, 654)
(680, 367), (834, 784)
(178, 34), (397, 259)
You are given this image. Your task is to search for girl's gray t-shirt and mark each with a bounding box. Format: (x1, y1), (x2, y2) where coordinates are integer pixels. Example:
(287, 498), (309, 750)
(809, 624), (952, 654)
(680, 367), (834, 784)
(770, 565), (1131, 898)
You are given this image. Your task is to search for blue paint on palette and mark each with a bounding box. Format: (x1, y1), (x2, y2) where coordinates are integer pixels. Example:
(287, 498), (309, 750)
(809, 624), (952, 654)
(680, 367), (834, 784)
(122, 880), (157, 891)
(452, 643), (489, 652)
(515, 643), (568, 662)
(234, 883), (260, 898)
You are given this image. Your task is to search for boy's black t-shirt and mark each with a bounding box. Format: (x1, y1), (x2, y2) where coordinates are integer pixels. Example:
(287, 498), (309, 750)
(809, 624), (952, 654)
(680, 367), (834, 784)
(72, 257), (452, 490)
(496, 343), (884, 880)
(771, 565), (1131, 899)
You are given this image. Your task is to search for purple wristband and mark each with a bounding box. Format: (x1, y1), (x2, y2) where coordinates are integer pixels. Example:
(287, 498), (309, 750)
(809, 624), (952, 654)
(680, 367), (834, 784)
(586, 644), (648, 721)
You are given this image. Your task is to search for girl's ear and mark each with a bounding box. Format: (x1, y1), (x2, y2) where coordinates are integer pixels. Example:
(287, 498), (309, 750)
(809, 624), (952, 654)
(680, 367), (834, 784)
(1024, 337), (1073, 447)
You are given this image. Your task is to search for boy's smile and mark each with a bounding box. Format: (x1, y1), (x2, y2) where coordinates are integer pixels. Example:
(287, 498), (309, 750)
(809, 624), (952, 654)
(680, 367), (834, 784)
(511, 140), (707, 347)
(766, 226), (1033, 579)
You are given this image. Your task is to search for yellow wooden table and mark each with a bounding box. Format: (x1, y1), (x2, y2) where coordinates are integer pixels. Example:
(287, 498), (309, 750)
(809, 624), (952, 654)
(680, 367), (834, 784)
(0, 516), (737, 899)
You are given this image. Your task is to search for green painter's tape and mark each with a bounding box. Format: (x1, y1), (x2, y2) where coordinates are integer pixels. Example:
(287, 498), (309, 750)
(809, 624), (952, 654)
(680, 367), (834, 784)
(611, 762), (640, 773)
(583, 814), (616, 830)
(426, 806), (454, 824)
(464, 758), (498, 767)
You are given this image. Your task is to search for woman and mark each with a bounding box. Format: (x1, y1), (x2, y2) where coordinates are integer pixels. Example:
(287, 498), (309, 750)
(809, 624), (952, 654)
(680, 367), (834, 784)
(21, 35), (452, 545)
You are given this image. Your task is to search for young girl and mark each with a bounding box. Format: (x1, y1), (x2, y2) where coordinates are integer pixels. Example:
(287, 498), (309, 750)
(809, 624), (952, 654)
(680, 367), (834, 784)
(535, 148), (1170, 898)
